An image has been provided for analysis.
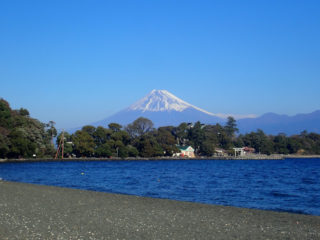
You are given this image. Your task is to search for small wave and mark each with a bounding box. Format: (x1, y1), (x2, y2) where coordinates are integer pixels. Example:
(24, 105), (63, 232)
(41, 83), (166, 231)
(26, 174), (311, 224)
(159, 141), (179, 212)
(1, 159), (320, 216)
(144, 191), (160, 197)
(271, 207), (307, 215)
(269, 190), (295, 198)
(301, 177), (316, 184)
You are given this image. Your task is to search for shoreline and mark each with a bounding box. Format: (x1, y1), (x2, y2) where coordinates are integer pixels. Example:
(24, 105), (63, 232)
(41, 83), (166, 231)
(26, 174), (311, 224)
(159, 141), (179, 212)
(1, 154), (320, 163)
(1, 180), (319, 239)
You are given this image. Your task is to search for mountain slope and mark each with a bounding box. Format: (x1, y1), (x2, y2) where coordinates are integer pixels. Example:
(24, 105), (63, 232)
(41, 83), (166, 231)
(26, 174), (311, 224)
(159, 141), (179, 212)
(128, 89), (217, 115)
(73, 89), (320, 136)
(92, 90), (224, 127)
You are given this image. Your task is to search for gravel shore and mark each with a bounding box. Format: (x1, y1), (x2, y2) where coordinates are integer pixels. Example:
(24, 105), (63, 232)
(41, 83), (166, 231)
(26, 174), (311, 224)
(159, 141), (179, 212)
(0, 181), (319, 239)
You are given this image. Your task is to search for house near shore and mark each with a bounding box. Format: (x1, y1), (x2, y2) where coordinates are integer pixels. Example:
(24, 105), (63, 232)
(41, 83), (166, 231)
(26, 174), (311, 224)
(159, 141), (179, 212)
(215, 148), (228, 157)
(233, 147), (255, 157)
(173, 145), (195, 158)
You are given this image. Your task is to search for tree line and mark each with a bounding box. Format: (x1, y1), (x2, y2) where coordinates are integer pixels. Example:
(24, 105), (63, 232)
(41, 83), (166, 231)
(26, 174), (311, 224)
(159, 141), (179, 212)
(1, 97), (320, 159)
(57, 116), (320, 158)
(0, 99), (56, 158)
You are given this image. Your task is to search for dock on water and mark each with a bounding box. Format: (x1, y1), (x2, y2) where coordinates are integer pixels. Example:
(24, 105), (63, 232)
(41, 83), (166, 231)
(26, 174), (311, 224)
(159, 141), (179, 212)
(0, 181), (319, 239)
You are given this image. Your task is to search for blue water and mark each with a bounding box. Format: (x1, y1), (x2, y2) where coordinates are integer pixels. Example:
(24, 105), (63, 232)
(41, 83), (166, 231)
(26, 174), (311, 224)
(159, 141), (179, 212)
(0, 158), (320, 216)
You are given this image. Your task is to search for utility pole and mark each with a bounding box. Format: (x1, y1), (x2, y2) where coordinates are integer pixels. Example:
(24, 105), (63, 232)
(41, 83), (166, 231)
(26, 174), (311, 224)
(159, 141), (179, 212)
(61, 130), (64, 160)
(55, 130), (65, 160)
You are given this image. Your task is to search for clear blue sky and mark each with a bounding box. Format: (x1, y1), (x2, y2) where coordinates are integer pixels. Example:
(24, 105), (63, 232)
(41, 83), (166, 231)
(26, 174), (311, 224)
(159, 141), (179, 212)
(1, 0), (319, 129)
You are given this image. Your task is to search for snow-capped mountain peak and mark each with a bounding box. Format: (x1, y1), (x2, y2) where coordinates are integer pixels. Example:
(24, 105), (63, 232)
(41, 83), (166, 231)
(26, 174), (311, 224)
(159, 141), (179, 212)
(83, 89), (262, 130)
(128, 89), (217, 116)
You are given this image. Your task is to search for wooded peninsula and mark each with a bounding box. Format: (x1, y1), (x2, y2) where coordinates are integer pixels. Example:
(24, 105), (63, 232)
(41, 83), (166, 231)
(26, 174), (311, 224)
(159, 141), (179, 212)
(1, 98), (320, 159)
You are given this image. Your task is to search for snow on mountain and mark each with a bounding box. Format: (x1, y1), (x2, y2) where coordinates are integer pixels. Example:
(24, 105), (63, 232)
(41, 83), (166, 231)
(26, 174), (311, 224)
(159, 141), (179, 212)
(92, 90), (225, 128)
(69, 89), (320, 135)
(128, 89), (218, 116)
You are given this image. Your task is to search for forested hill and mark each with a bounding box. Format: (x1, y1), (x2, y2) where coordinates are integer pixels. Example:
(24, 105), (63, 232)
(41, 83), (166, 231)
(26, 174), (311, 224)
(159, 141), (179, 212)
(59, 117), (320, 158)
(1, 98), (320, 159)
(0, 98), (56, 158)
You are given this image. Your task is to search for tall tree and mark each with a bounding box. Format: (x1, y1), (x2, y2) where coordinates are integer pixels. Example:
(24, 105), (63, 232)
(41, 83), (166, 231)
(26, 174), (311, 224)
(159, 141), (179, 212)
(0, 133), (9, 158)
(224, 116), (238, 138)
(95, 143), (112, 158)
(126, 117), (154, 138)
(134, 135), (163, 157)
(156, 127), (179, 156)
(46, 121), (57, 145)
(188, 121), (205, 154)
(82, 125), (96, 136)
(174, 123), (188, 145)
(56, 132), (73, 157)
(93, 126), (112, 146)
(273, 134), (289, 154)
(108, 123), (122, 132)
(19, 108), (29, 117)
(0, 99), (13, 129)
(7, 129), (36, 158)
(240, 129), (273, 155)
(72, 130), (95, 157)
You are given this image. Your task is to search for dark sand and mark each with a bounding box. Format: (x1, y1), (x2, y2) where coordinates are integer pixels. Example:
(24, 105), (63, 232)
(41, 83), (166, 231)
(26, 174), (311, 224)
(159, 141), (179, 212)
(0, 181), (319, 239)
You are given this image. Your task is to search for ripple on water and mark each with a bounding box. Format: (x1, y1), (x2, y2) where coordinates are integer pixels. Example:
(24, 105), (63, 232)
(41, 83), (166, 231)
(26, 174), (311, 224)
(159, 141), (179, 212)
(0, 158), (320, 215)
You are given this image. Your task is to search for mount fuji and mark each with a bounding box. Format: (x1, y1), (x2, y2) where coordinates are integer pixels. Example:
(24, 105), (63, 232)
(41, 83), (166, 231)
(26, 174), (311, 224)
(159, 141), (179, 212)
(73, 89), (320, 135)
(92, 90), (225, 127)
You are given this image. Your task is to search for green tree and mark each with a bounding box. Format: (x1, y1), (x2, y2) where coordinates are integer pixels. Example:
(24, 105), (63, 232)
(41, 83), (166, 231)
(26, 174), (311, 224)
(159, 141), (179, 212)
(56, 132), (73, 157)
(126, 117), (154, 138)
(0, 99), (59, 158)
(273, 134), (289, 154)
(240, 129), (274, 155)
(127, 145), (139, 157)
(108, 123), (122, 132)
(72, 130), (95, 157)
(0, 133), (10, 158)
(134, 135), (163, 157)
(8, 129), (36, 158)
(111, 130), (130, 145)
(93, 126), (112, 146)
(201, 123), (232, 151)
(118, 146), (129, 158)
(82, 125), (96, 136)
(287, 137), (302, 154)
(200, 140), (215, 156)
(187, 122), (205, 154)
(0, 99), (13, 129)
(305, 132), (320, 154)
(224, 116), (238, 138)
(155, 127), (179, 156)
(217, 130), (232, 150)
(19, 108), (29, 116)
(46, 121), (57, 145)
(173, 123), (188, 145)
(95, 143), (112, 157)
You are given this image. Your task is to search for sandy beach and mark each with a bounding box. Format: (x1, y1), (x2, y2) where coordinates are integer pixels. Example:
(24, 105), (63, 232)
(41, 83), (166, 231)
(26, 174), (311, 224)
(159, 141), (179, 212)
(0, 180), (319, 239)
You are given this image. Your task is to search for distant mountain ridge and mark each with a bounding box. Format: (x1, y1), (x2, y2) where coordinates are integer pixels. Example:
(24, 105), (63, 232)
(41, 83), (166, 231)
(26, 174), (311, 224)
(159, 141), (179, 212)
(237, 110), (320, 135)
(79, 90), (320, 136)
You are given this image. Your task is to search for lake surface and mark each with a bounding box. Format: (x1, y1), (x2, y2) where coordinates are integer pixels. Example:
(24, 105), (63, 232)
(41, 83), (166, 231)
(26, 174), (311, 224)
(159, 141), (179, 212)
(0, 158), (320, 216)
